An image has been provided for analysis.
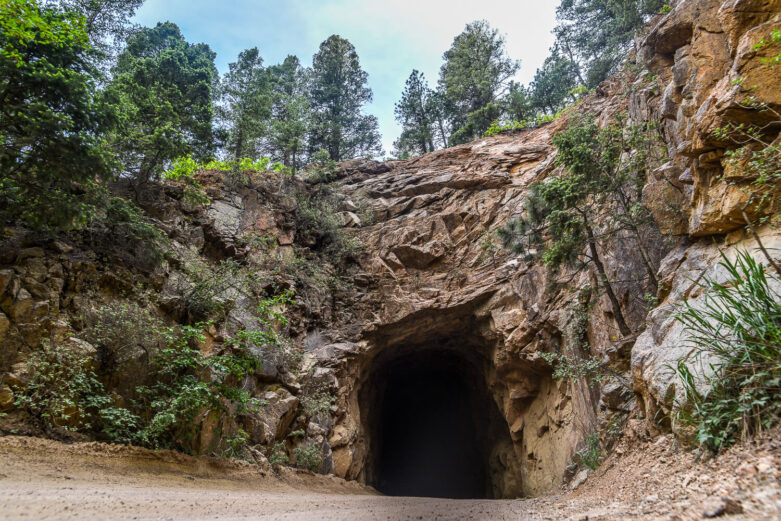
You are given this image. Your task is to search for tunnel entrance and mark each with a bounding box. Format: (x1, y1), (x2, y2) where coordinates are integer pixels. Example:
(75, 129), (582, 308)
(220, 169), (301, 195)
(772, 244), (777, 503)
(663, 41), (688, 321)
(361, 347), (514, 499)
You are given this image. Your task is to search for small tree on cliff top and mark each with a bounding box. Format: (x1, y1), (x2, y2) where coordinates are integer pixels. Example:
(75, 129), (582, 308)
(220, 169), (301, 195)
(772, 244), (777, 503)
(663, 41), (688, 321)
(498, 115), (663, 337)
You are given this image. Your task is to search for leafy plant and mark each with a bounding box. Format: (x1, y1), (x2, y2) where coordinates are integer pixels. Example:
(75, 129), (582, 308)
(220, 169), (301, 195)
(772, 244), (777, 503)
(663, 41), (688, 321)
(135, 322), (262, 450)
(222, 428), (251, 460)
(672, 250), (781, 451)
(83, 301), (165, 374)
(269, 441), (289, 466)
(14, 338), (139, 443)
(540, 352), (607, 386)
(293, 444), (323, 473)
(300, 388), (335, 417)
(575, 432), (601, 470)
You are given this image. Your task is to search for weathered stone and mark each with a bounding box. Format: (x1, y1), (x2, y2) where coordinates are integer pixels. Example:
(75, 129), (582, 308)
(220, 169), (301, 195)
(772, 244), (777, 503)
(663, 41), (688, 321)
(16, 247), (44, 261)
(243, 388), (299, 444)
(0, 384), (13, 411)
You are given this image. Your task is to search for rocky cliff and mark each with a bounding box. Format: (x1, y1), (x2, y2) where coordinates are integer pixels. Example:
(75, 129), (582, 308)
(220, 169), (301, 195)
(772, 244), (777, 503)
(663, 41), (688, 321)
(0, 0), (778, 500)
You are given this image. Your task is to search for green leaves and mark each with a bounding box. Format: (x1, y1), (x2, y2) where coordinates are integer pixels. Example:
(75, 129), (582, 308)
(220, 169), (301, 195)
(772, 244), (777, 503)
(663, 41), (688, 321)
(439, 20), (519, 142)
(309, 35), (382, 161)
(1, 0), (115, 230)
(106, 21), (218, 181)
(673, 250), (781, 450)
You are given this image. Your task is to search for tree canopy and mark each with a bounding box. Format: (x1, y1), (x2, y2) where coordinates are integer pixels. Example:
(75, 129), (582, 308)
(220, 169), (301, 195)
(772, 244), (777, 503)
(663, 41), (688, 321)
(308, 35), (382, 161)
(438, 20), (519, 143)
(0, 0), (114, 230)
(107, 21), (218, 181)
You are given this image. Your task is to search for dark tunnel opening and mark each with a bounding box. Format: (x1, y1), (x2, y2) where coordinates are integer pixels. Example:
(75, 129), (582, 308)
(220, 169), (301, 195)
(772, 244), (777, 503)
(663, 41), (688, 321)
(362, 348), (511, 499)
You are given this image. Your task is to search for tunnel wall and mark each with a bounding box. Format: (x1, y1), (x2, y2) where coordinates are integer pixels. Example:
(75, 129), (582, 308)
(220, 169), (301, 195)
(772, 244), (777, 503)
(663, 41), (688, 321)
(328, 309), (599, 498)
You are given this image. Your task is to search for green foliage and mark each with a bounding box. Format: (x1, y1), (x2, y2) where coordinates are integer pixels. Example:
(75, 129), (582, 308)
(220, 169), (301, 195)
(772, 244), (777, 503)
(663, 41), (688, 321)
(177, 259), (243, 323)
(106, 21), (218, 182)
(300, 388), (335, 417)
(83, 301), (165, 374)
(575, 432), (601, 470)
(293, 444), (323, 472)
(218, 47), (271, 161)
(672, 251), (781, 451)
(449, 103), (502, 145)
(498, 114), (663, 336)
(301, 149), (338, 183)
(293, 184), (363, 264)
(540, 352), (607, 385)
(554, 0), (666, 87)
(309, 35), (382, 161)
(98, 192), (168, 254)
(483, 120), (529, 138)
(530, 50), (581, 114)
(136, 322), (263, 450)
(222, 428), (251, 460)
(393, 70), (439, 157)
(752, 28), (781, 68)
(0, 0), (115, 231)
(438, 20), (519, 142)
(269, 441), (289, 466)
(56, 0), (142, 65)
(266, 55), (311, 171)
(14, 338), (139, 443)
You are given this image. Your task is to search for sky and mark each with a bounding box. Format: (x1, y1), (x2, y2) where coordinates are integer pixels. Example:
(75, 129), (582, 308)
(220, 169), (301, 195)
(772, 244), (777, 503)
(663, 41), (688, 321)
(133, 0), (558, 155)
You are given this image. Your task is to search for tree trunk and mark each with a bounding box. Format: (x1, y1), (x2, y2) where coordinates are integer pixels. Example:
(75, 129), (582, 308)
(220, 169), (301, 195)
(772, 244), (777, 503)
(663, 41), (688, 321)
(586, 224), (632, 336)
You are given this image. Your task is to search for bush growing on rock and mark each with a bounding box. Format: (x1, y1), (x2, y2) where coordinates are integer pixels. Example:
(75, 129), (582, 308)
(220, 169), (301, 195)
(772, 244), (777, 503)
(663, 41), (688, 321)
(13, 338), (139, 443)
(672, 251), (781, 451)
(293, 443), (323, 473)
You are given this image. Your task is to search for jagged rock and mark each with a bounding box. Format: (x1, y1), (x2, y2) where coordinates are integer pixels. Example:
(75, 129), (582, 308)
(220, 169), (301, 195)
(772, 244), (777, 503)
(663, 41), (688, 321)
(0, 384), (14, 411)
(243, 389), (299, 445)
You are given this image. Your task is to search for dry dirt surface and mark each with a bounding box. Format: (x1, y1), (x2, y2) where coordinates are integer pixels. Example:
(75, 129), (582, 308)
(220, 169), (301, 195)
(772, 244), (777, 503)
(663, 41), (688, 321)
(0, 432), (779, 521)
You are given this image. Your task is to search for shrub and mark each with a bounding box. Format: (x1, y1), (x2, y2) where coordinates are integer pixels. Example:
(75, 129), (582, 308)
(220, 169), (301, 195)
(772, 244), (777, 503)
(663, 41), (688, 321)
(301, 149), (338, 184)
(293, 444), (323, 472)
(14, 339), (139, 443)
(575, 432), (601, 470)
(269, 441), (289, 466)
(135, 322), (263, 450)
(539, 351), (607, 386)
(222, 428), (251, 460)
(83, 301), (165, 374)
(672, 250), (781, 451)
(178, 258), (253, 323)
(300, 388), (335, 416)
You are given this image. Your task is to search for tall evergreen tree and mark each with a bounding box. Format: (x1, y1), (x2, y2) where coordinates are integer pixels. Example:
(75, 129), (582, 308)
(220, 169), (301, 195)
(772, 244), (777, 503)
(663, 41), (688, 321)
(438, 20), (519, 142)
(503, 81), (534, 122)
(265, 55), (310, 170)
(554, 0), (665, 87)
(530, 50), (581, 114)
(308, 35), (382, 161)
(54, 0), (143, 57)
(219, 47), (270, 161)
(106, 22), (218, 182)
(393, 70), (437, 158)
(1, 0), (115, 230)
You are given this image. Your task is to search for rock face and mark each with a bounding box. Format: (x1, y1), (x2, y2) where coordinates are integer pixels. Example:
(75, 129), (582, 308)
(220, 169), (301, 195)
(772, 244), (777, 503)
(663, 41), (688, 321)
(0, 0), (778, 501)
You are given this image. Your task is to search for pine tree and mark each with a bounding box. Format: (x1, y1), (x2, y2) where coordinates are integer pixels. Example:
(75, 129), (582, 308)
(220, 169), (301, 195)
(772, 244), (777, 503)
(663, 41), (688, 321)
(219, 47), (271, 161)
(266, 55), (311, 171)
(0, 0), (115, 230)
(554, 0), (666, 87)
(106, 22), (218, 182)
(393, 70), (437, 157)
(309, 35), (382, 161)
(438, 20), (519, 142)
(530, 50), (581, 115)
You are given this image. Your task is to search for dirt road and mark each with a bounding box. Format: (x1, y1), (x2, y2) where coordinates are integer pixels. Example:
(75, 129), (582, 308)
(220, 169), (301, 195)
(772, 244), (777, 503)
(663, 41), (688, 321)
(0, 434), (778, 520)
